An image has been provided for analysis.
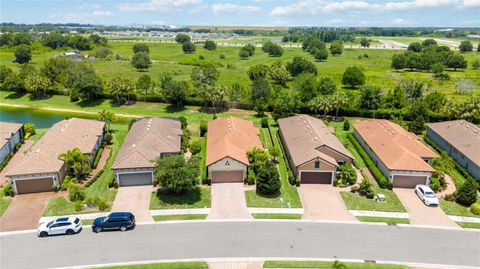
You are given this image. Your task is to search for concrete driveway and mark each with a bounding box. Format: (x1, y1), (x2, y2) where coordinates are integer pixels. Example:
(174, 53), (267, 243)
(300, 185), (356, 221)
(208, 183), (251, 219)
(111, 186), (154, 223)
(0, 192), (62, 232)
(393, 188), (458, 228)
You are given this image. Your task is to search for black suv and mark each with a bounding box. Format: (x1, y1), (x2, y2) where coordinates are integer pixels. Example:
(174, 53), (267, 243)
(92, 212), (135, 233)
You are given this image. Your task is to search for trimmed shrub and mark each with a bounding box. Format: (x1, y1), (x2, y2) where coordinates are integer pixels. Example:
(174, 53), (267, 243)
(74, 201), (83, 212)
(247, 170), (256, 185)
(190, 140), (202, 155)
(104, 133), (113, 145)
(68, 185), (86, 202)
(3, 182), (14, 197)
(24, 123), (36, 136)
(92, 146), (104, 169)
(343, 119), (350, 131)
(261, 117), (269, 128)
(456, 179), (478, 206)
(256, 163), (281, 196)
(200, 120), (208, 137)
(470, 203), (480, 215)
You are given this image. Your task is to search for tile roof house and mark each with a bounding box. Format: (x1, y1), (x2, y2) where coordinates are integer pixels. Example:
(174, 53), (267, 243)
(7, 118), (105, 194)
(278, 115), (354, 184)
(353, 119), (438, 188)
(112, 117), (182, 186)
(206, 117), (262, 183)
(427, 120), (480, 181)
(0, 122), (24, 164)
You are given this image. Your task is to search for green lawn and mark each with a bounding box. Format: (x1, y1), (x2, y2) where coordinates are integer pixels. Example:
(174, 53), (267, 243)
(153, 214), (208, 221)
(0, 189), (12, 217)
(326, 120), (366, 168)
(341, 186), (407, 212)
(252, 213), (302, 219)
(439, 199), (480, 217)
(457, 222), (480, 229)
(263, 260), (409, 269)
(356, 216), (410, 224)
(43, 123), (127, 216)
(245, 126), (302, 208)
(101, 261), (208, 269)
(260, 127), (274, 149)
(29, 128), (48, 142)
(150, 187), (211, 209)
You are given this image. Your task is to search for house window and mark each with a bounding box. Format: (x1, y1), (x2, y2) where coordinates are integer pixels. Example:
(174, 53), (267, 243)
(314, 161), (320, 168)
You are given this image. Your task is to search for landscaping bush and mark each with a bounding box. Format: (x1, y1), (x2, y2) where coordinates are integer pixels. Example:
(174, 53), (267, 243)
(190, 140), (202, 155)
(74, 201), (83, 212)
(24, 123), (36, 136)
(128, 118), (137, 130)
(336, 163), (357, 186)
(52, 184), (59, 192)
(343, 119), (350, 131)
(155, 155), (200, 194)
(61, 176), (77, 191)
(350, 185), (359, 193)
(261, 117), (269, 128)
(256, 163), (281, 196)
(103, 133), (113, 145)
(199, 120), (208, 137)
(347, 133), (391, 189)
(429, 171), (446, 193)
(68, 185), (86, 202)
(470, 203), (480, 215)
(95, 197), (108, 211)
(358, 178), (373, 197)
(288, 170), (296, 186)
(246, 170), (256, 185)
(3, 182), (14, 197)
(108, 174), (117, 188)
(92, 146), (104, 169)
(456, 179), (478, 206)
(444, 193), (456, 202)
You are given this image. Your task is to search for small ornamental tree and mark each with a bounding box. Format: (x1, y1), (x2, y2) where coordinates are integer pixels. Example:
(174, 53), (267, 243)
(337, 163), (357, 185)
(199, 120), (208, 137)
(286, 56), (317, 76)
(182, 41), (196, 54)
(256, 163), (281, 196)
(446, 54), (467, 71)
(459, 40), (473, 53)
(239, 48), (250, 60)
(155, 155), (200, 194)
(342, 66), (365, 88)
(131, 51), (151, 71)
(189, 140), (202, 155)
(175, 34), (190, 44)
(14, 44), (31, 64)
(329, 41), (343, 56)
(204, 40), (217, 51)
(456, 179), (478, 206)
(132, 43), (149, 54)
(314, 48), (329, 61)
(360, 38), (370, 48)
(391, 54), (406, 70)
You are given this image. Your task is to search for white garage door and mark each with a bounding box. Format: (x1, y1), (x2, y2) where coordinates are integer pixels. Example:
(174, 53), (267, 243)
(118, 172), (153, 187)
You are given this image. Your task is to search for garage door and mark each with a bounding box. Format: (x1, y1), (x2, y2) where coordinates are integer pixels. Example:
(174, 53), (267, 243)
(118, 172), (152, 187)
(15, 178), (54, 194)
(393, 175), (427, 188)
(300, 171), (333, 184)
(211, 171), (244, 183)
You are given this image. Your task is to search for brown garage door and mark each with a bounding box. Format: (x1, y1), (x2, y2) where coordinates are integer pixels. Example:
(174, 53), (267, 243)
(301, 171), (333, 184)
(211, 171), (244, 183)
(393, 175), (427, 188)
(15, 177), (54, 194)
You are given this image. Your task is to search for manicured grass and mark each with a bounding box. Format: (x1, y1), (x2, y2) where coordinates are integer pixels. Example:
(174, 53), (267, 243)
(341, 186), (407, 212)
(29, 128), (48, 142)
(356, 216), (410, 224)
(82, 219), (94, 225)
(326, 120), (366, 168)
(260, 127), (274, 149)
(150, 187), (211, 209)
(43, 123), (127, 216)
(198, 137), (207, 180)
(245, 126), (302, 208)
(0, 189), (12, 217)
(439, 199), (480, 217)
(153, 214), (208, 221)
(252, 213), (302, 219)
(263, 260), (410, 269)
(101, 261), (209, 269)
(457, 222), (480, 229)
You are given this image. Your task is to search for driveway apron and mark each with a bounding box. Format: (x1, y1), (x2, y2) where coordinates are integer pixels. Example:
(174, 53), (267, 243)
(111, 186), (154, 223)
(300, 185), (356, 221)
(208, 183), (251, 219)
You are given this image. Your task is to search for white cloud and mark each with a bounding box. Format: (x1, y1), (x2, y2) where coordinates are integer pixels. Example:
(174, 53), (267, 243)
(389, 18), (413, 25)
(212, 3), (261, 14)
(324, 18), (347, 25)
(463, 0), (480, 6)
(252, 0), (271, 2)
(150, 20), (166, 25)
(48, 10), (113, 23)
(118, 0), (202, 12)
(270, 0), (461, 16)
(188, 3), (209, 14)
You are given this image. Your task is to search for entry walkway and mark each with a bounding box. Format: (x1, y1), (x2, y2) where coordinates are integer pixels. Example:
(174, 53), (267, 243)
(208, 183), (251, 219)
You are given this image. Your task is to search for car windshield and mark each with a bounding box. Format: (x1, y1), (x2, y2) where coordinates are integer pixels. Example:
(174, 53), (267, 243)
(425, 191), (436, 197)
(46, 221), (54, 228)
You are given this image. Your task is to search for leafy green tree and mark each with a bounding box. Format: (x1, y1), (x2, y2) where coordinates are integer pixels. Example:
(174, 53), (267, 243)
(24, 123), (36, 135)
(93, 46), (112, 58)
(317, 76), (337, 95)
(431, 63), (444, 76)
(136, 74), (155, 95)
(425, 91), (446, 112)
(72, 73), (103, 102)
(189, 140), (202, 155)
(160, 74), (188, 107)
(182, 41), (196, 54)
(342, 66), (365, 88)
(459, 40), (473, 53)
(132, 43), (149, 54)
(446, 54), (467, 71)
(385, 86), (407, 109)
(272, 88), (298, 120)
(269, 61), (292, 86)
(191, 65), (219, 107)
(155, 155), (200, 194)
(472, 59), (480, 70)
(269, 147), (280, 161)
(243, 43), (256, 56)
(456, 179), (478, 206)
(239, 48), (250, 60)
(329, 41), (343, 55)
(14, 44), (31, 64)
(107, 77), (135, 105)
(407, 42), (422, 52)
(175, 34), (190, 44)
(204, 40), (217, 50)
(360, 38), (370, 48)
(131, 51), (151, 71)
(247, 147), (270, 174)
(256, 163), (281, 196)
(405, 52), (423, 70)
(247, 64), (269, 81)
(391, 54), (406, 70)
(422, 39), (437, 47)
(286, 56), (317, 76)
(409, 115), (426, 134)
(41, 57), (76, 86)
(42, 32), (67, 49)
(98, 110), (116, 131)
(210, 85), (227, 112)
(68, 35), (92, 50)
(332, 92), (348, 120)
(337, 163), (357, 185)
(59, 148), (91, 179)
(359, 85), (382, 110)
(314, 48), (329, 61)
(89, 34), (108, 46)
(227, 83), (246, 101)
(409, 98), (429, 120)
(267, 43), (283, 57)
(251, 78), (271, 115)
(294, 73), (318, 102)
(24, 73), (51, 98)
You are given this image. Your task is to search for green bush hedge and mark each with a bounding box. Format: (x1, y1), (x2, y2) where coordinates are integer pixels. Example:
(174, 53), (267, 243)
(347, 132), (392, 189)
(85, 147), (112, 187)
(91, 146), (105, 169)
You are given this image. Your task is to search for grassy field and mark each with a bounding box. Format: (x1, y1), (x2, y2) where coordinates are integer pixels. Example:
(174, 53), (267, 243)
(102, 261), (208, 269)
(43, 123), (127, 216)
(252, 213), (303, 219)
(153, 214), (208, 221)
(1, 41), (479, 101)
(341, 185), (407, 212)
(263, 260), (410, 269)
(150, 187), (211, 209)
(356, 216), (410, 224)
(0, 188), (12, 217)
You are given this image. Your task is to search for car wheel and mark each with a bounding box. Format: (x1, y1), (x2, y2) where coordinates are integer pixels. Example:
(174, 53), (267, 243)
(120, 226), (127, 232)
(66, 229), (74, 235)
(95, 227), (102, 233)
(39, 231), (48, 237)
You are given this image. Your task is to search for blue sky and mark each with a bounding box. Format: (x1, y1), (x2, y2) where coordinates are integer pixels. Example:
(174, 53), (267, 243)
(1, 0), (479, 27)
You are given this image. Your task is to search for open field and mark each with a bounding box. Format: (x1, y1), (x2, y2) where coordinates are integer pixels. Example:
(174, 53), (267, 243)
(1, 41), (479, 101)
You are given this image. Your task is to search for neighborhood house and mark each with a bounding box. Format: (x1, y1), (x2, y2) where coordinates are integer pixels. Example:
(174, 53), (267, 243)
(6, 118), (105, 194)
(353, 119), (438, 188)
(278, 115), (354, 184)
(206, 117), (263, 183)
(0, 121), (24, 164)
(111, 117), (182, 187)
(427, 120), (480, 181)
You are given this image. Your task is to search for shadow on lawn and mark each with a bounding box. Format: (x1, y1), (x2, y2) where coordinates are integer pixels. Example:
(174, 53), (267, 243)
(77, 99), (104, 108)
(4, 92), (27, 99)
(154, 188), (202, 206)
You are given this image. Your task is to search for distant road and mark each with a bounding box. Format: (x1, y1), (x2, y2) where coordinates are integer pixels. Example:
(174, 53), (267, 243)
(1, 221), (478, 269)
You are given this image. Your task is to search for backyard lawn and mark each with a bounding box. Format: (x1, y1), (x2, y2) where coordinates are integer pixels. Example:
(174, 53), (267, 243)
(0, 189), (12, 217)
(341, 185), (407, 212)
(150, 187), (211, 209)
(153, 214), (208, 221)
(263, 260), (409, 269)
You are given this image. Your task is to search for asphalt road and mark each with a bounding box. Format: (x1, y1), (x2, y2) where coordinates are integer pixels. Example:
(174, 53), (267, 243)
(1, 221), (479, 269)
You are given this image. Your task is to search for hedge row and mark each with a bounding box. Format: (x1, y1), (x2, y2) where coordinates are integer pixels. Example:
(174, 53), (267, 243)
(347, 132), (392, 189)
(274, 129), (297, 186)
(91, 145), (105, 169)
(84, 146), (113, 187)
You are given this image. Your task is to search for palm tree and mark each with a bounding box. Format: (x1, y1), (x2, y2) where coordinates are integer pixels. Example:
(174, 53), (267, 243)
(59, 148), (91, 180)
(309, 97), (322, 117)
(319, 96), (333, 119)
(332, 92), (348, 120)
(210, 86), (227, 113)
(98, 110), (116, 131)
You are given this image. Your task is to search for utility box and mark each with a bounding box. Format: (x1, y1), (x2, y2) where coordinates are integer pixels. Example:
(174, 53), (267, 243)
(375, 193), (386, 203)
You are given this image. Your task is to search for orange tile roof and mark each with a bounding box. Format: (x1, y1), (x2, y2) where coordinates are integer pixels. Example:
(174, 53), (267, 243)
(353, 119), (437, 172)
(206, 117), (263, 166)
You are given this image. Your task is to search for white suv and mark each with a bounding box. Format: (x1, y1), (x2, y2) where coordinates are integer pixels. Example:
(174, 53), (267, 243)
(415, 184), (439, 206)
(37, 217), (82, 237)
